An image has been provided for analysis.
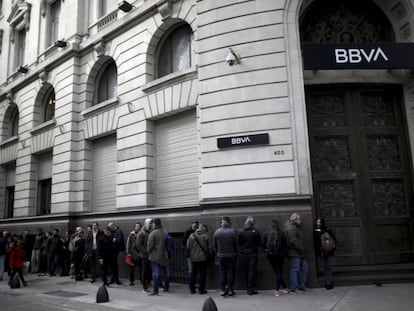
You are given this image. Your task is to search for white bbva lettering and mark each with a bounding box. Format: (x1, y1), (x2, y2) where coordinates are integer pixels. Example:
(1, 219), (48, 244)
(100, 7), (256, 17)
(231, 137), (251, 144)
(335, 47), (389, 64)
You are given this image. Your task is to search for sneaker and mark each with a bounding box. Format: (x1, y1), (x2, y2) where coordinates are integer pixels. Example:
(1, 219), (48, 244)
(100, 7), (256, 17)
(247, 290), (258, 295)
(282, 289), (289, 294)
(291, 290), (304, 295)
(199, 290), (208, 294)
(273, 290), (280, 297)
(220, 290), (228, 297)
(148, 292), (159, 296)
(228, 290), (235, 297)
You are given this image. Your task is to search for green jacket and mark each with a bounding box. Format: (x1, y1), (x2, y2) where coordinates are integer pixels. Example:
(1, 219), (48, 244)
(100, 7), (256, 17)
(187, 227), (211, 262)
(147, 228), (168, 266)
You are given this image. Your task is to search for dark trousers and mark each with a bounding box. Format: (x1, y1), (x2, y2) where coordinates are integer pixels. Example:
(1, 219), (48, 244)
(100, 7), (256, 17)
(266, 254), (286, 290)
(10, 268), (26, 285)
(89, 250), (100, 281)
(129, 257), (142, 283)
(101, 258), (112, 284)
(140, 257), (152, 289)
(190, 260), (207, 293)
(47, 253), (60, 276)
(218, 256), (236, 292)
(241, 254), (257, 293)
(110, 252), (120, 283)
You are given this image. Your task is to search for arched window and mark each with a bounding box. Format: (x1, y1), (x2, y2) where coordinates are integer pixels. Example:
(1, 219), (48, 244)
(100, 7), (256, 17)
(9, 104), (19, 137)
(157, 24), (194, 78)
(43, 87), (55, 122)
(96, 60), (117, 104)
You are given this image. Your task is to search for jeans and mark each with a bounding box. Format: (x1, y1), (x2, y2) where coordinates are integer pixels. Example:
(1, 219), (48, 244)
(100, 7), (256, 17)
(241, 254), (257, 293)
(30, 249), (41, 273)
(288, 256), (308, 291)
(151, 262), (170, 294)
(218, 256), (236, 292)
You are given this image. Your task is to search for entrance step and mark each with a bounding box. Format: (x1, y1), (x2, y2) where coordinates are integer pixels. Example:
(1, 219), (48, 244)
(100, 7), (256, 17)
(326, 263), (414, 286)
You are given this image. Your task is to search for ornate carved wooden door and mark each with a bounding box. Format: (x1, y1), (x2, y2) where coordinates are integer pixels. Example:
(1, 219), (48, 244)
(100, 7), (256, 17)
(307, 85), (414, 266)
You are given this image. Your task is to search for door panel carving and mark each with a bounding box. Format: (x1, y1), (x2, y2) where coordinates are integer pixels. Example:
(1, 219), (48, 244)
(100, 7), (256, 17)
(307, 86), (413, 266)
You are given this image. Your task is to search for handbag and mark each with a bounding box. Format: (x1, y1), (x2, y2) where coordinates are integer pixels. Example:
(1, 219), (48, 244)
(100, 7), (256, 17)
(125, 255), (135, 266)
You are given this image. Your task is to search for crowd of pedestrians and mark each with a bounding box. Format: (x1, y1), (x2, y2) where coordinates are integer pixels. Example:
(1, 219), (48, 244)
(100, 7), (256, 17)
(0, 213), (337, 297)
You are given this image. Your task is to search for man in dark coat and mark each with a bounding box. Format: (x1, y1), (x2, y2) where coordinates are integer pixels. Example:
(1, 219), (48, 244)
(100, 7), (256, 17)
(107, 222), (125, 285)
(86, 222), (104, 283)
(46, 228), (63, 276)
(213, 216), (238, 297)
(238, 216), (261, 295)
(284, 213), (308, 294)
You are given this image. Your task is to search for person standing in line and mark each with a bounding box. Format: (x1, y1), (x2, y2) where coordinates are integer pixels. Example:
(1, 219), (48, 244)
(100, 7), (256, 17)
(313, 217), (336, 290)
(22, 229), (34, 273)
(98, 229), (115, 286)
(61, 231), (72, 277)
(46, 228), (64, 276)
(0, 231), (7, 281)
(263, 220), (289, 296)
(213, 216), (238, 297)
(71, 227), (86, 281)
(238, 216), (261, 295)
(187, 223), (211, 295)
(30, 229), (45, 274)
(136, 218), (153, 292)
(284, 213), (308, 294)
(126, 222), (142, 286)
(182, 220), (199, 279)
(9, 239), (27, 286)
(86, 222), (104, 283)
(147, 218), (170, 296)
(107, 222), (125, 285)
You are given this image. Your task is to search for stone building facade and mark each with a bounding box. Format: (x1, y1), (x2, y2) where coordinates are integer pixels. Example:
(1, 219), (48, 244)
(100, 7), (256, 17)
(0, 0), (413, 287)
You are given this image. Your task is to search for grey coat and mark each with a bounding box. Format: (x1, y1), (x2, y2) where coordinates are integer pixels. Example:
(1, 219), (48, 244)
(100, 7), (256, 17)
(284, 220), (305, 258)
(147, 228), (168, 266)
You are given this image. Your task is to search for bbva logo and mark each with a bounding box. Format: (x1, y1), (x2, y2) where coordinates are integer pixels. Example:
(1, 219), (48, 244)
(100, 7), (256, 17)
(335, 47), (389, 64)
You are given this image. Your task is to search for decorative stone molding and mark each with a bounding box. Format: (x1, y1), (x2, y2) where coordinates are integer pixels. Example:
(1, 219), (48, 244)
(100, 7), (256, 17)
(158, 2), (173, 21)
(40, 0), (64, 17)
(390, 2), (407, 20)
(6, 92), (14, 105)
(94, 40), (106, 58)
(7, 0), (31, 43)
(38, 70), (49, 84)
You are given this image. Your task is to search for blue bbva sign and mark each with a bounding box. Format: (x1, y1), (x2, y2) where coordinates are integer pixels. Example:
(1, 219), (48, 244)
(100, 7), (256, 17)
(302, 43), (414, 69)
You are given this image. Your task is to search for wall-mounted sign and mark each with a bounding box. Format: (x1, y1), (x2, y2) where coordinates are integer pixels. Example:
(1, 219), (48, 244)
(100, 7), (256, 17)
(217, 133), (269, 149)
(302, 43), (414, 70)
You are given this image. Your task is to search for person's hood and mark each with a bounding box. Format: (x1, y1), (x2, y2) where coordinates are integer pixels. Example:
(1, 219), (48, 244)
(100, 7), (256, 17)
(243, 222), (254, 230)
(196, 224), (207, 235)
(144, 218), (152, 231)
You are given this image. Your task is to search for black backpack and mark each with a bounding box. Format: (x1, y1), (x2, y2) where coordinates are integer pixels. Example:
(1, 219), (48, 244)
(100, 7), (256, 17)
(321, 231), (336, 254)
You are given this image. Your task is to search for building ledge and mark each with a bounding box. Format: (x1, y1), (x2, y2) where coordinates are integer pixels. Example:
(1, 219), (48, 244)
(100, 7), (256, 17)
(141, 67), (197, 93)
(81, 96), (119, 118)
(29, 119), (56, 135)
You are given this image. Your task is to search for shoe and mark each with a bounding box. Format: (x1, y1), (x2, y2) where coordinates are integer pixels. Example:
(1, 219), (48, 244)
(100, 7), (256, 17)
(228, 290), (235, 297)
(248, 290), (258, 295)
(148, 292), (159, 296)
(129, 282), (134, 286)
(199, 290), (207, 294)
(220, 290), (228, 297)
(23, 281), (27, 287)
(190, 290), (196, 294)
(282, 289), (289, 294)
(325, 282), (334, 290)
(299, 287), (307, 291)
(291, 290), (304, 295)
(90, 279), (95, 283)
(116, 280), (122, 285)
(142, 288), (149, 293)
(163, 288), (169, 293)
(273, 290), (280, 297)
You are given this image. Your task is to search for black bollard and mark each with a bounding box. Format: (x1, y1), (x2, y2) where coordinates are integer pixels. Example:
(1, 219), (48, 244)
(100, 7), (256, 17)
(96, 284), (109, 303)
(202, 297), (218, 311)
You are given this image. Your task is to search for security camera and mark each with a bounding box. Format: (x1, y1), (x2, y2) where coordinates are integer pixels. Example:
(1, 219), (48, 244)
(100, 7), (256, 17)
(226, 48), (239, 66)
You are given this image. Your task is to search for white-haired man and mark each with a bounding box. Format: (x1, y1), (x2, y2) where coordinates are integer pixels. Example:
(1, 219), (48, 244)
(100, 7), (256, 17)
(284, 213), (308, 294)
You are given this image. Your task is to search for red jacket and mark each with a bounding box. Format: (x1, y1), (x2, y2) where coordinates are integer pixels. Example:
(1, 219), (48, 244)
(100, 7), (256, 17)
(10, 247), (25, 269)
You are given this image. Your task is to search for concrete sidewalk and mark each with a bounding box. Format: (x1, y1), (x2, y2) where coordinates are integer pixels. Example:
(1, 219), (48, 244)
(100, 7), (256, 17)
(0, 273), (413, 311)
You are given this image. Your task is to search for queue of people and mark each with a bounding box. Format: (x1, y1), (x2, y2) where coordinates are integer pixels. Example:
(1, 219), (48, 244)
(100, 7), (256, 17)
(0, 213), (337, 296)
